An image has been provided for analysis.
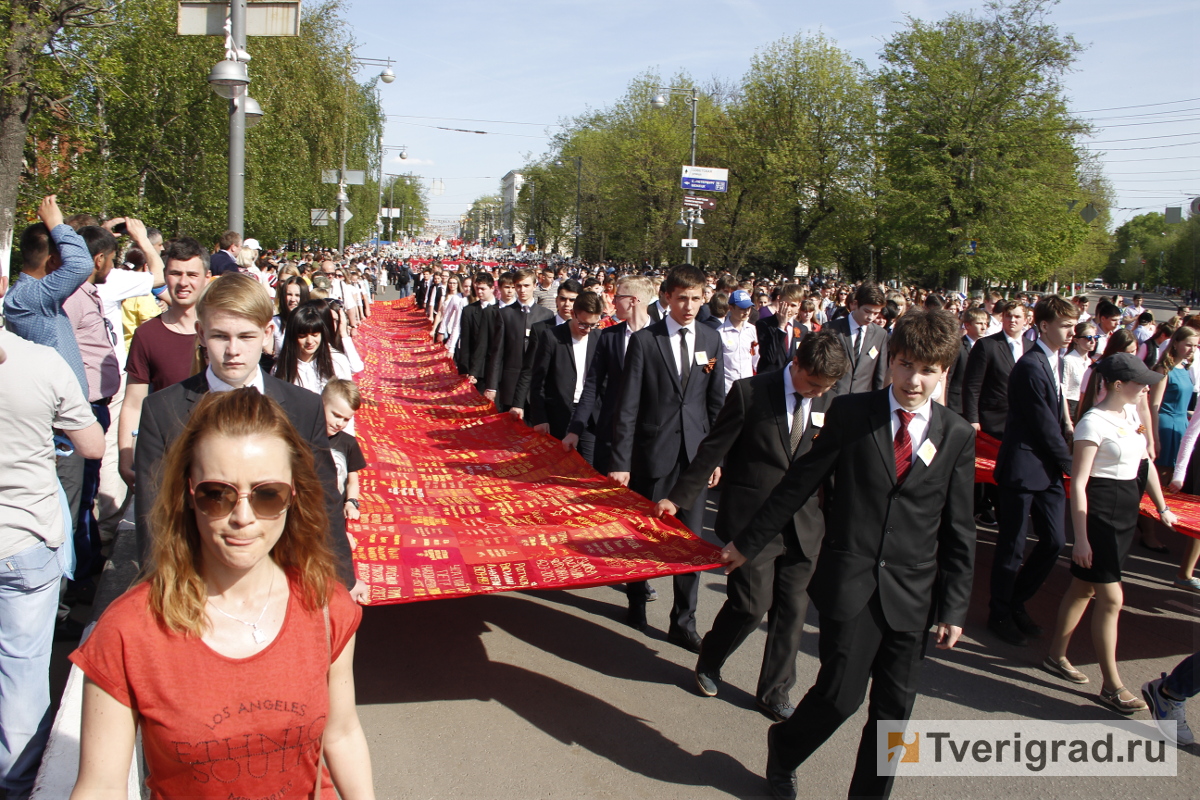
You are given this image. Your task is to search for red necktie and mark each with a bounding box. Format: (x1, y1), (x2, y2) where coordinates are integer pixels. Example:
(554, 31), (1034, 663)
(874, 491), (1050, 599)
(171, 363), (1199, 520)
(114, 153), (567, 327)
(894, 409), (914, 483)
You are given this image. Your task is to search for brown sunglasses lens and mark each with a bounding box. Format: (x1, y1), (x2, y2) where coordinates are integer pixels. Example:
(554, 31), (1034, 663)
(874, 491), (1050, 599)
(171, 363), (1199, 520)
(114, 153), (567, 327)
(192, 481), (292, 518)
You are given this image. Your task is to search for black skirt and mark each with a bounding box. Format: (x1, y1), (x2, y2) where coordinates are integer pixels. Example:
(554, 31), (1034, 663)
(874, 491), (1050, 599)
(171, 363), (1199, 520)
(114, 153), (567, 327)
(1070, 476), (1139, 584)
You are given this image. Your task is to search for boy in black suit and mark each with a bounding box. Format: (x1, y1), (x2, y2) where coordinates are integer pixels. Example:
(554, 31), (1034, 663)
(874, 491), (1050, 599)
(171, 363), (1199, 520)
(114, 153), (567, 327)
(726, 310), (976, 800)
(610, 265), (726, 651)
(657, 331), (848, 722)
(824, 284), (889, 396)
(755, 284), (807, 374)
(484, 269), (553, 412)
(526, 292), (603, 462)
(988, 295), (1078, 646)
(455, 272), (495, 386)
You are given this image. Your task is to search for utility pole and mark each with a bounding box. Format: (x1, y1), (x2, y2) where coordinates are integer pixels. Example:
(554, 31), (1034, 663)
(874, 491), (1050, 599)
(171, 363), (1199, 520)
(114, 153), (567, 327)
(227, 0), (247, 234)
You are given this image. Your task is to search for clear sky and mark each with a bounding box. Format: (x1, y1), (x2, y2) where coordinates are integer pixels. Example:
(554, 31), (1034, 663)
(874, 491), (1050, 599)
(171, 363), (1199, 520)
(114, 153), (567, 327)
(341, 0), (1199, 229)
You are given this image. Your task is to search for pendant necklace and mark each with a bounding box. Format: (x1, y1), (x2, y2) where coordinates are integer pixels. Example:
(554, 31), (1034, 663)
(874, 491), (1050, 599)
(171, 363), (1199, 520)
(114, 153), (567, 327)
(208, 569), (276, 644)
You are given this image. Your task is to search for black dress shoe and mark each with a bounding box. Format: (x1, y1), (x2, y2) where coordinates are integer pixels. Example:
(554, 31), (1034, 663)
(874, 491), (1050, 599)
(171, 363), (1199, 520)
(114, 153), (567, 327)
(1011, 609), (1044, 638)
(667, 628), (702, 653)
(766, 724), (797, 800)
(695, 668), (719, 697)
(757, 700), (795, 722)
(988, 615), (1028, 646)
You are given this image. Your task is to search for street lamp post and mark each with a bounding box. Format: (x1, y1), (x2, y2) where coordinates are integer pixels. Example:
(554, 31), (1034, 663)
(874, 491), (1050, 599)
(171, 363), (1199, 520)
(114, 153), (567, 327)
(651, 86), (699, 264)
(207, 0), (256, 235)
(375, 143), (407, 254)
(334, 54), (394, 255)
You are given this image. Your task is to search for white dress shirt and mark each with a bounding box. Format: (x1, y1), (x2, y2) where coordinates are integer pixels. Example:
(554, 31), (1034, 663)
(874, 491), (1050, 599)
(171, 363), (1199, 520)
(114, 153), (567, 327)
(847, 314), (864, 353)
(1005, 333), (1024, 364)
(888, 390), (932, 465)
(783, 366), (811, 433)
(622, 323), (635, 356)
(664, 315), (697, 377)
(720, 317), (759, 395)
(571, 332), (589, 403)
(1036, 339), (1062, 397)
(206, 366), (266, 394)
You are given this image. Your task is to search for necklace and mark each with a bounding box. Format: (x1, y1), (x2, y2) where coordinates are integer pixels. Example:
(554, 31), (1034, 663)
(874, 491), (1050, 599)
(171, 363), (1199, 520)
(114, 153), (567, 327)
(207, 569), (276, 644)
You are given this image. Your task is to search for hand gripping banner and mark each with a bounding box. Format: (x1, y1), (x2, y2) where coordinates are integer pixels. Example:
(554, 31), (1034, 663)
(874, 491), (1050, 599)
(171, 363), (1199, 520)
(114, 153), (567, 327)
(348, 299), (723, 605)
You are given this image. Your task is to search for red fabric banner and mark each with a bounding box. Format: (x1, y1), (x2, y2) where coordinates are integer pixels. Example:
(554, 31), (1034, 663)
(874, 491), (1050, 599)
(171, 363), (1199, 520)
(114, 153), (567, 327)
(348, 299), (723, 605)
(975, 432), (1200, 541)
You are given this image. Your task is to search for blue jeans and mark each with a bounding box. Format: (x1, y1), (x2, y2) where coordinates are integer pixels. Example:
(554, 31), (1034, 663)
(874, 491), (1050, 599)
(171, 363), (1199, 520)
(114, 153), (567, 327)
(0, 541), (65, 795)
(74, 402), (110, 580)
(1164, 651), (1199, 700)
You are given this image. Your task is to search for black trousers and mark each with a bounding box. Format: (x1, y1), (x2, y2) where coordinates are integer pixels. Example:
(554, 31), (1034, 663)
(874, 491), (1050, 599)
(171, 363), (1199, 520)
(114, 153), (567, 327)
(699, 530), (816, 706)
(772, 593), (925, 800)
(626, 456), (704, 634)
(989, 481), (1066, 620)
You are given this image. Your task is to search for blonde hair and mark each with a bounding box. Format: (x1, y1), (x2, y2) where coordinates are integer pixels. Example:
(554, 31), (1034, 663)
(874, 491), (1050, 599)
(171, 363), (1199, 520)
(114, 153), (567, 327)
(146, 389), (337, 636)
(197, 272), (273, 327)
(236, 247), (258, 270)
(322, 378), (361, 412)
(616, 275), (656, 303)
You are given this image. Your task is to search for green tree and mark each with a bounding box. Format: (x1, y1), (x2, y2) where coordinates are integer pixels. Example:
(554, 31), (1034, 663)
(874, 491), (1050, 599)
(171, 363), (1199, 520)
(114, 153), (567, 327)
(876, 0), (1090, 287)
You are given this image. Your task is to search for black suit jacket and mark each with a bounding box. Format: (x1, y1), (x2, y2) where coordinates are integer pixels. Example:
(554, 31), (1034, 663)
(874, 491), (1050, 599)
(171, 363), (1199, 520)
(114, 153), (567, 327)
(738, 389), (976, 632)
(134, 372), (353, 587)
(526, 323), (600, 439)
(486, 303), (553, 408)
(945, 336), (973, 416)
(962, 331), (1033, 438)
(208, 250), (236, 276)
(825, 316), (888, 396)
(413, 274), (427, 308)
(994, 346), (1072, 491)
(755, 315), (807, 375)
(568, 322), (628, 443)
(668, 369), (832, 556)
(610, 320), (726, 479)
(455, 301), (493, 381)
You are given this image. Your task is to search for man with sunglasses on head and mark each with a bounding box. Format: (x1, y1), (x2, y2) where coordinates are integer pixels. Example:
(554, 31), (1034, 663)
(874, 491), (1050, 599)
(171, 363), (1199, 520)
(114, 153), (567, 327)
(132, 272), (360, 600)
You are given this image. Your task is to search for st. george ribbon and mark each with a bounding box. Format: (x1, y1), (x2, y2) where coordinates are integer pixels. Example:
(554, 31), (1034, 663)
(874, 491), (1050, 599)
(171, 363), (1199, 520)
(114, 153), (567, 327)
(349, 298), (723, 605)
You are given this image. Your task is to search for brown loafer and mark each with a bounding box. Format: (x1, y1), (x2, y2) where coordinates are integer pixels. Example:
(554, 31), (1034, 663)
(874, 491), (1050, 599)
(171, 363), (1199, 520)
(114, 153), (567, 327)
(1099, 686), (1149, 715)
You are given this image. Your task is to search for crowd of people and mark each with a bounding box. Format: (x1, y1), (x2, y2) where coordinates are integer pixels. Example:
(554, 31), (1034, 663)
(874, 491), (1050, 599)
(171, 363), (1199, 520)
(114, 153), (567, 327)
(0, 196), (1196, 799)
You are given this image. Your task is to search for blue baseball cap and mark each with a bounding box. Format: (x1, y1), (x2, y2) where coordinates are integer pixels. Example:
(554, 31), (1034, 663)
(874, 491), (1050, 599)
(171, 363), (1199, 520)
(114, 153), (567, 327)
(729, 289), (754, 309)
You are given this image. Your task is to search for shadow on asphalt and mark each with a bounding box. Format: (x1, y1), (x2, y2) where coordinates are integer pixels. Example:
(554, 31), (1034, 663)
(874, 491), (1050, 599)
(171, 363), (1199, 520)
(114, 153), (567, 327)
(353, 591), (763, 796)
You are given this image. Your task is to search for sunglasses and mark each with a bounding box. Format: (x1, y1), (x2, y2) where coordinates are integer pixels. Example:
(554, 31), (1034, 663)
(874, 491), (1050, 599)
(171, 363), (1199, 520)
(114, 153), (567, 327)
(1077, 335), (1101, 341)
(189, 480), (295, 519)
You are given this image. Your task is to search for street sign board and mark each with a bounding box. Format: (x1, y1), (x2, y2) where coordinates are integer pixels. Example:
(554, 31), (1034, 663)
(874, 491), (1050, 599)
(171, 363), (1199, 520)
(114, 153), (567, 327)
(177, 1), (301, 37)
(1166, 206), (1183, 224)
(1080, 203), (1099, 223)
(310, 209), (330, 226)
(1191, 197), (1200, 216)
(344, 170), (366, 186)
(681, 166), (728, 193)
(682, 196), (717, 210)
(681, 238), (699, 248)
(322, 170), (338, 184)
(339, 208), (353, 222)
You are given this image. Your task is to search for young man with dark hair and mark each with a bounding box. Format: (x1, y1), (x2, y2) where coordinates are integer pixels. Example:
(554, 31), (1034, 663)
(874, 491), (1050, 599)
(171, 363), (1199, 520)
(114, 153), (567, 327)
(946, 306), (988, 416)
(456, 272), (496, 386)
(208, 229), (242, 276)
(1093, 300), (1122, 355)
(609, 265), (726, 650)
(988, 295), (1079, 646)
(485, 268), (553, 412)
(824, 283), (888, 396)
(727, 310), (975, 800)
(963, 300), (1033, 439)
(756, 284), (807, 374)
(525, 292), (604, 461)
(657, 331), (848, 722)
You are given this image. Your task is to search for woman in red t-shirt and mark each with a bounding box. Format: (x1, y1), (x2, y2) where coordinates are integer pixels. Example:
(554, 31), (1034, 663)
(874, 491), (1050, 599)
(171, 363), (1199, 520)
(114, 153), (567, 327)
(70, 389), (374, 799)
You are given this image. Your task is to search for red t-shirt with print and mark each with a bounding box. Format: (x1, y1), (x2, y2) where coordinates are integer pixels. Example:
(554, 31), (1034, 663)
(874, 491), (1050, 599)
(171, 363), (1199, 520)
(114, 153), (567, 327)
(71, 577), (361, 799)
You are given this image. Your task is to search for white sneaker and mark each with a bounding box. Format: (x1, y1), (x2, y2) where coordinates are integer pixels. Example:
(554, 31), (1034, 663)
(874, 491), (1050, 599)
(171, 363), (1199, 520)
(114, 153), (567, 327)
(1143, 675), (1195, 747)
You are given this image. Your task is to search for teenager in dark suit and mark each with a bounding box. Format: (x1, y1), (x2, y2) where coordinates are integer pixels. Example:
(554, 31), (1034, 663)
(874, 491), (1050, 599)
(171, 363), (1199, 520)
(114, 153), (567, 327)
(945, 307), (988, 416)
(563, 276), (656, 473)
(412, 268), (428, 310)
(485, 269), (552, 412)
(526, 292), (603, 462)
(207, 230), (240, 276)
(133, 273), (358, 597)
(725, 310), (975, 800)
(455, 272), (495, 384)
(609, 265), (726, 651)
(962, 300), (1033, 438)
(824, 284), (889, 396)
(988, 296), (1078, 646)
(657, 332), (848, 722)
(756, 284), (808, 374)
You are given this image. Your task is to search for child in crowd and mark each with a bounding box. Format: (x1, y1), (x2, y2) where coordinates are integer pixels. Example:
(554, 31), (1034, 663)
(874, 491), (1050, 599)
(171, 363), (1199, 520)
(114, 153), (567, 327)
(323, 379), (366, 546)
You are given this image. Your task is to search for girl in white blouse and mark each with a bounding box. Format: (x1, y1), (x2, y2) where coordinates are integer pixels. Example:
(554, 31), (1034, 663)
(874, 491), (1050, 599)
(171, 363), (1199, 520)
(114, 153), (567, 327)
(1044, 354), (1176, 713)
(272, 303), (353, 395)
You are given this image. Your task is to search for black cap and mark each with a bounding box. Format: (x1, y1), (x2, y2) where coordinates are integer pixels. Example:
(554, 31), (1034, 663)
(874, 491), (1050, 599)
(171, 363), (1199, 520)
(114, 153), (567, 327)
(1095, 352), (1164, 385)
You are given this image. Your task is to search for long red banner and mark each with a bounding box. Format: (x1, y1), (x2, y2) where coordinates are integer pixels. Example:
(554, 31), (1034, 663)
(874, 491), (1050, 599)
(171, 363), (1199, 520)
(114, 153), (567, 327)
(975, 431), (1200, 540)
(348, 299), (723, 605)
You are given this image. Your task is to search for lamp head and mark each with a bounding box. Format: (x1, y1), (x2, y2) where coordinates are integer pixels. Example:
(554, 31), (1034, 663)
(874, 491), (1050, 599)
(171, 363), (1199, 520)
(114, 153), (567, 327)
(651, 93), (668, 108)
(399, 146), (408, 159)
(238, 95), (264, 128)
(380, 67), (396, 84)
(208, 59), (250, 99)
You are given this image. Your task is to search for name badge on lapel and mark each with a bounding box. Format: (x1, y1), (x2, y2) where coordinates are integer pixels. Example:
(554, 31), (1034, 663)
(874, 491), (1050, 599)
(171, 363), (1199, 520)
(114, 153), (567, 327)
(868, 345), (880, 360)
(810, 412), (825, 428)
(917, 439), (937, 466)
(694, 350), (708, 365)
